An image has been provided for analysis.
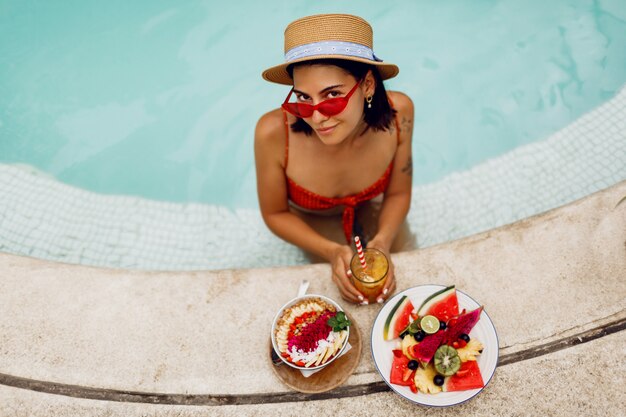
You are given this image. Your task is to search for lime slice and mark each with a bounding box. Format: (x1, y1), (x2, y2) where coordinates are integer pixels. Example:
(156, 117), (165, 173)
(419, 315), (440, 334)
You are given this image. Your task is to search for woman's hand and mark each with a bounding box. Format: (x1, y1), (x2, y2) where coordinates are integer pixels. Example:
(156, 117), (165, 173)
(366, 237), (396, 303)
(330, 244), (367, 304)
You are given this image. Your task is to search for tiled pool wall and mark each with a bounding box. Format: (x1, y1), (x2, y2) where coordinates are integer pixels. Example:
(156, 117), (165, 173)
(1, 87), (625, 271)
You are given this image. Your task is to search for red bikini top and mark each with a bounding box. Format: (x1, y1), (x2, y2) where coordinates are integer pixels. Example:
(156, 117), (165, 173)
(283, 101), (401, 244)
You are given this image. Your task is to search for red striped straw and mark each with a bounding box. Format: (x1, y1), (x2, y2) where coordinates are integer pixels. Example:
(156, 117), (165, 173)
(354, 236), (368, 270)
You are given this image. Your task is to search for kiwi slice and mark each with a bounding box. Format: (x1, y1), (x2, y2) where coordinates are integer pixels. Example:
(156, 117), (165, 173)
(434, 345), (461, 376)
(408, 320), (421, 334)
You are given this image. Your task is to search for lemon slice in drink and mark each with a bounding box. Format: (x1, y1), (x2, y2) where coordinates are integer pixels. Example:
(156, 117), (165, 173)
(419, 315), (440, 334)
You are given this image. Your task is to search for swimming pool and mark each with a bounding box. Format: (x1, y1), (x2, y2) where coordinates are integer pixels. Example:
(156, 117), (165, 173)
(0, 1), (625, 270)
(1, 0), (625, 208)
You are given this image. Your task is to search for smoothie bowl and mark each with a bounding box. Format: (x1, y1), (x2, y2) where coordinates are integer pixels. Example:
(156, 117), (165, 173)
(271, 294), (351, 371)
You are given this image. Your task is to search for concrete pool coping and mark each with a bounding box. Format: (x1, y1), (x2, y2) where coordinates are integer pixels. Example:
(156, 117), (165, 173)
(1, 180), (625, 416)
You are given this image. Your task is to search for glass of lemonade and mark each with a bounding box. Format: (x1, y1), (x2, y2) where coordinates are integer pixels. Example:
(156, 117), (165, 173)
(350, 248), (389, 303)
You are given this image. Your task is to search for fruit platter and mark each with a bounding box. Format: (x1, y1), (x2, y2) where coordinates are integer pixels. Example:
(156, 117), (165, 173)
(371, 285), (498, 406)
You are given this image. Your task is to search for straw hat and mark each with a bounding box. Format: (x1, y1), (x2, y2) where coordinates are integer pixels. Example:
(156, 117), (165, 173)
(262, 14), (399, 85)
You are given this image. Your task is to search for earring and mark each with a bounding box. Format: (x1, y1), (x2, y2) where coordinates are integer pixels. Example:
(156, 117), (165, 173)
(366, 95), (373, 109)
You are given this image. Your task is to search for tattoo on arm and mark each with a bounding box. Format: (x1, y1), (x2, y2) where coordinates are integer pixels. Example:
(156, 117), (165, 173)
(401, 116), (413, 134)
(401, 156), (413, 176)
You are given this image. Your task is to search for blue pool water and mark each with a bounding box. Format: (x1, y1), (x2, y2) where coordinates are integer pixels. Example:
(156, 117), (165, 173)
(1, 0), (625, 209)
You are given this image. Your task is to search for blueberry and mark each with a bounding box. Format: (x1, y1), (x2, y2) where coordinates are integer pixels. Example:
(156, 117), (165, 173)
(414, 330), (426, 341)
(459, 333), (470, 342)
(433, 375), (444, 386)
(407, 360), (418, 370)
(439, 321), (447, 330)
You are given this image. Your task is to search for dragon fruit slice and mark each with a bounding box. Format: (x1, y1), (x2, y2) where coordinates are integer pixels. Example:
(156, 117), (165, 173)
(444, 306), (483, 344)
(410, 330), (445, 364)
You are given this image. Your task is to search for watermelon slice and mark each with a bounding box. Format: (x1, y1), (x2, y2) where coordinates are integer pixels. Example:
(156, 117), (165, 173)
(444, 360), (484, 391)
(408, 330), (445, 364)
(444, 306), (483, 344)
(389, 351), (412, 386)
(416, 285), (459, 322)
(384, 296), (415, 341)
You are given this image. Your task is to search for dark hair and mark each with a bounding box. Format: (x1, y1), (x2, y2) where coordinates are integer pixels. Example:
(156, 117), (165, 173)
(285, 59), (396, 136)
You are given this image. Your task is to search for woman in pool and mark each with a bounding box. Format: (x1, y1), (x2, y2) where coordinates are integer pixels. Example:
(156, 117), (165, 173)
(255, 14), (414, 305)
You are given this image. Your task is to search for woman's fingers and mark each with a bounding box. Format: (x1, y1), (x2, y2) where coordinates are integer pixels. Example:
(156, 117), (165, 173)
(332, 263), (365, 303)
(331, 272), (360, 303)
(340, 253), (367, 302)
(329, 245), (367, 304)
(376, 262), (396, 303)
(383, 278), (396, 302)
(381, 262), (395, 293)
(344, 274), (366, 302)
(376, 279), (396, 304)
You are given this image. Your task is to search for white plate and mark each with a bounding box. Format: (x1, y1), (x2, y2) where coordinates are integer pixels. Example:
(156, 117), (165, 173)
(371, 285), (499, 407)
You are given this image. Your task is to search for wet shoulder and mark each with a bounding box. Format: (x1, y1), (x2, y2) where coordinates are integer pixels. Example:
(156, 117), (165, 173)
(255, 108), (286, 142)
(254, 108), (287, 165)
(387, 91), (414, 117)
(387, 91), (414, 143)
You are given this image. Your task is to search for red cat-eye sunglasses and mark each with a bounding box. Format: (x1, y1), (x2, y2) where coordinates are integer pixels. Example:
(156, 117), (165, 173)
(281, 81), (361, 118)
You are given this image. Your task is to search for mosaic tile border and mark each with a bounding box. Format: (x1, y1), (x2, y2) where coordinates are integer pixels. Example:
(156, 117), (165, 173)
(1, 87), (624, 270)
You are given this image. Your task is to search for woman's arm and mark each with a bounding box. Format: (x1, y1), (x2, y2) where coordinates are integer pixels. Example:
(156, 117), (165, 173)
(370, 91), (414, 251)
(254, 110), (337, 260)
(254, 110), (365, 303)
(366, 92), (414, 301)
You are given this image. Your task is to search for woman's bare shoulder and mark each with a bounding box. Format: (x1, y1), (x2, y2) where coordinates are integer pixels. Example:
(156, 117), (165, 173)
(387, 91), (414, 116)
(255, 108), (286, 142)
(255, 108), (286, 164)
(387, 91), (414, 143)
